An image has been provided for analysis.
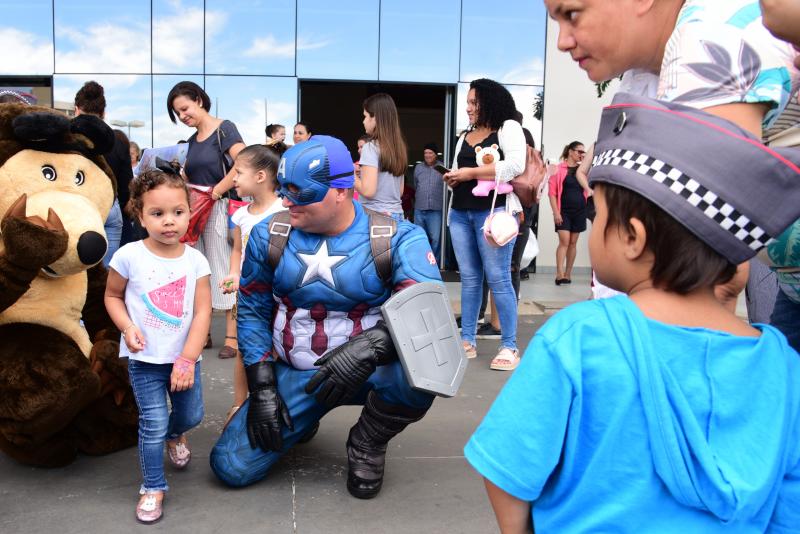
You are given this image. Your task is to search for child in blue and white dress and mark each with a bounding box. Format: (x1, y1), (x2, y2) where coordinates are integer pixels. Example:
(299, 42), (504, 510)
(104, 167), (211, 524)
(219, 143), (287, 424)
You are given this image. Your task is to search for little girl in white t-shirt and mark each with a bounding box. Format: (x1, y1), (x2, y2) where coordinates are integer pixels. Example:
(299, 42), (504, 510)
(104, 167), (212, 523)
(220, 143), (287, 423)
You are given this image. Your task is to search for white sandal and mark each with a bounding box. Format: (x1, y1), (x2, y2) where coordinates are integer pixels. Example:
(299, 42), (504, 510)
(490, 348), (520, 371)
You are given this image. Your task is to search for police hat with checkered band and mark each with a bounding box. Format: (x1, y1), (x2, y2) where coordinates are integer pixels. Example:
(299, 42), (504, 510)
(589, 92), (800, 265)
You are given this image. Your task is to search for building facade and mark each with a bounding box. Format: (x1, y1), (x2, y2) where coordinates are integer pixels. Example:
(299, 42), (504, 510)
(1, 0), (610, 271)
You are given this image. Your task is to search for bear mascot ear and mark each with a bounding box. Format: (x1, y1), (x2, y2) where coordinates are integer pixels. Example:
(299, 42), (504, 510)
(11, 111), (70, 143)
(70, 114), (115, 155)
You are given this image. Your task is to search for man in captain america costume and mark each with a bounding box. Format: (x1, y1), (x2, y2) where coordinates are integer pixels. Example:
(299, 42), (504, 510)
(210, 135), (442, 498)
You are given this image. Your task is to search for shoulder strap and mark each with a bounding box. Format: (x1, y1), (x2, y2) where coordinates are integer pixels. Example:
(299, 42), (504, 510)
(215, 124), (230, 175)
(366, 209), (396, 287)
(266, 208), (396, 286)
(267, 211), (293, 271)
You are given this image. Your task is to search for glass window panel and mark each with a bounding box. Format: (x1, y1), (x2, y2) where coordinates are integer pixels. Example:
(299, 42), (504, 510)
(0, 0), (54, 75)
(506, 84), (543, 149)
(204, 0), (295, 76)
(153, 75), (204, 147)
(153, 0), (204, 74)
(204, 76), (297, 146)
(54, 0), (151, 74)
(460, 0), (546, 85)
(54, 74), (153, 148)
(379, 0), (460, 83)
(455, 82), (470, 134)
(297, 0), (378, 80)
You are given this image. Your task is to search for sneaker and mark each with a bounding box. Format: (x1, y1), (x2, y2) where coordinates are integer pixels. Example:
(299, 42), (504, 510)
(476, 323), (502, 339)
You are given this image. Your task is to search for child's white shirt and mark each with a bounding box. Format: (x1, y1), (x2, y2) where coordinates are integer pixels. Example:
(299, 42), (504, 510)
(231, 198), (285, 268)
(109, 241), (211, 364)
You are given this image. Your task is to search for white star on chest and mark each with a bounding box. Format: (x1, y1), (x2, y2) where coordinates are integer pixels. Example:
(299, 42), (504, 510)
(297, 241), (346, 287)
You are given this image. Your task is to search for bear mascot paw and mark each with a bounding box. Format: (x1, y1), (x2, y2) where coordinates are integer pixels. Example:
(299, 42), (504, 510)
(0, 103), (137, 467)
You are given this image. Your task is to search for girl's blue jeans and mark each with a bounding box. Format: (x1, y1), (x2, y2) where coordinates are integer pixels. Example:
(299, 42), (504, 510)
(448, 207), (518, 351)
(127, 359), (204, 493)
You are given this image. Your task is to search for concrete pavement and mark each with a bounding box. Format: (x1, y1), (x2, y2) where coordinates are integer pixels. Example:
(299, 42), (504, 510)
(0, 272), (584, 534)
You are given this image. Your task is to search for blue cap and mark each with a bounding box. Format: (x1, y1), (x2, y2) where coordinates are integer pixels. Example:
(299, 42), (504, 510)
(277, 135), (355, 206)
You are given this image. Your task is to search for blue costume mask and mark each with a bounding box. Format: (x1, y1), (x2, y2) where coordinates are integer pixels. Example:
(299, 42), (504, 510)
(277, 135), (356, 206)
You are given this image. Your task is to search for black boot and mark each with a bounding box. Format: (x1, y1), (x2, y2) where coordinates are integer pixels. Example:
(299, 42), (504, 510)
(346, 391), (427, 499)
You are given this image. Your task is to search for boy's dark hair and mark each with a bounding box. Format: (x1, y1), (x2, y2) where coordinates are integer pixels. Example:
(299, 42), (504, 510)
(167, 81), (211, 124)
(358, 133), (371, 143)
(236, 143), (285, 191)
(74, 81), (106, 116)
(600, 183), (737, 294)
(126, 169), (190, 219)
(469, 78), (518, 131)
(265, 123), (285, 137)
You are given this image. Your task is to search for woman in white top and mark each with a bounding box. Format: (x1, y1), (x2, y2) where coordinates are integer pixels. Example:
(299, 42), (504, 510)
(356, 93), (407, 221)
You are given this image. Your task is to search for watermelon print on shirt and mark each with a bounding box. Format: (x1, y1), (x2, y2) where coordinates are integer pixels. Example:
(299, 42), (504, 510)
(142, 276), (187, 330)
(109, 241), (211, 365)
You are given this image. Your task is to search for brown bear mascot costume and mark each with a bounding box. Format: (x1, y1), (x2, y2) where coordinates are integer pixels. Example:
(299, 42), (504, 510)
(0, 103), (137, 467)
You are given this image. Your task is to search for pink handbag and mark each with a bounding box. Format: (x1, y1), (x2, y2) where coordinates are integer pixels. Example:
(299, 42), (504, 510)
(483, 176), (519, 248)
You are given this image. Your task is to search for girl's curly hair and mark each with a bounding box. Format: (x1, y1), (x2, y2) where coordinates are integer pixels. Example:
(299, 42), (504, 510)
(126, 170), (190, 219)
(470, 78), (518, 130)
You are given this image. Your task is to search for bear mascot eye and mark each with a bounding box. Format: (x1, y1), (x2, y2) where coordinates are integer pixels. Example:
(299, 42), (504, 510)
(42, 165), (57, 181)
(74, 170), (85, 186)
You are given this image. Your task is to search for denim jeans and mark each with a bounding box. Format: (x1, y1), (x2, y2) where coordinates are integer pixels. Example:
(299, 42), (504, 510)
(103, 199), (123, 267)
(210, 359), (433, 488)
(128, 359), (204, 493)
(771, 290), (800, 353)
(448, 207), (517, 350)
(414, 209), (442, 264)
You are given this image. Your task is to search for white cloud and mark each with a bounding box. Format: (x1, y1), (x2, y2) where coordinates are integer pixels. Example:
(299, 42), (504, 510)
(244, 35), (330, 59)
(503, 58), (545, 85)
(0, 27), (53, 75)
(56, 24), (151, 73)
(153, 112), (195, 148)
(153, 6), (228, 72)
(462, 58), (545, 86)
(53, 74), (142, 104)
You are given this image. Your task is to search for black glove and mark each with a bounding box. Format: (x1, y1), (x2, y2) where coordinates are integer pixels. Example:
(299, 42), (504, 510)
(304, 321), (398, 409)
(246, 361), (293, 452)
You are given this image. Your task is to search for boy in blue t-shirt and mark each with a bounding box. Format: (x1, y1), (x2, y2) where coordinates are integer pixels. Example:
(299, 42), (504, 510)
(465, 93), (800, 533)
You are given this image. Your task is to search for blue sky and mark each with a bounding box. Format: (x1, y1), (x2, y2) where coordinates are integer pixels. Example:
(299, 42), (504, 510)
(0, 0), (546, 147)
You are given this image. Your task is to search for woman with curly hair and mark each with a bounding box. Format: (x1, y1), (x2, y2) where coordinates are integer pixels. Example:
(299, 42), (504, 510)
(443, 79), (526, 370)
